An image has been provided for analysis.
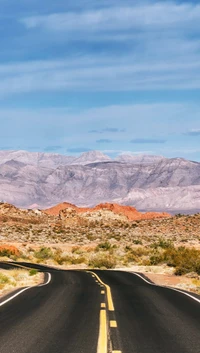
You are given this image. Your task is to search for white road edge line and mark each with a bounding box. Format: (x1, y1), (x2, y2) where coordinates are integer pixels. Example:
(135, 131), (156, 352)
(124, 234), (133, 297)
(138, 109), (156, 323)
(132, 272), (200, 304)
(39, 272), (51, 287)
(0, 272), (51, 307)
(0, 287), (32, 307)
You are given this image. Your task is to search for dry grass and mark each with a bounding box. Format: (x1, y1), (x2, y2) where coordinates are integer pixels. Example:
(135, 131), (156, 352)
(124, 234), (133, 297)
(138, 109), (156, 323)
(0, 269), (43, 297)
(0, 208), (200, 293)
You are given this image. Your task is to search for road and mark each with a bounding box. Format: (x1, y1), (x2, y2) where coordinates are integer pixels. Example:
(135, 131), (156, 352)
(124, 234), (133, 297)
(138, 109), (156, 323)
(0, 262), (199, 353)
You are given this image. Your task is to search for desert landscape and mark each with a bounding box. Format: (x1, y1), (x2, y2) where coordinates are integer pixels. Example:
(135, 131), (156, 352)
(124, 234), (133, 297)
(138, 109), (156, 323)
(0, 150), (200, 214)
(0, 201), (199, 295)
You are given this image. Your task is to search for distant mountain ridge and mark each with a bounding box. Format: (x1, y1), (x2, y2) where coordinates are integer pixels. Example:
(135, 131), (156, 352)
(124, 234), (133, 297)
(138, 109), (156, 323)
(0, 149), (199, 213)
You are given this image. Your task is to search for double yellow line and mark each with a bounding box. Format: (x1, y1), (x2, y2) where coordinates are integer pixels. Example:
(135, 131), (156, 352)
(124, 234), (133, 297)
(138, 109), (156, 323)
(90, 271), (114, 311)
(89, 271), (121, 353)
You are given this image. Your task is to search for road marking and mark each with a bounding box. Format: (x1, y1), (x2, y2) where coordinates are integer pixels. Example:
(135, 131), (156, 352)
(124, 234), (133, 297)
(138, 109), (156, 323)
(97, 309), (107, 353)
(0, 272), (51, 307)
(0, 287), (32, 307)
(112, 351), (122, 353)
(101, 303), (106, 308)
(89, 271), (115, 311)
(101, 290), (105, 294)
(132, 272), (200, 304)
(110, 320), (117, 328)
(38, 272), (52, 287)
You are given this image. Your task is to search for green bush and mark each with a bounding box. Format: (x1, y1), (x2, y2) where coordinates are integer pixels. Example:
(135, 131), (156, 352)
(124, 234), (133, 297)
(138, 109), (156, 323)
(150, 238), (173, 250)
(148, 246), (200, 275)
(0, 273), (10, 284)
(0, 249), (15, 258)
(34, 247), (53, 260)
(29, 269), (38, 276)
(133, 239), (143, 245)
(96, 241), (112, 251)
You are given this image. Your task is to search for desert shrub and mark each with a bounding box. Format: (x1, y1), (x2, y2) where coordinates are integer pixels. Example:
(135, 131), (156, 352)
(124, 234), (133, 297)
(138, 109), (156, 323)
(149, 252), (163, 265)
(29, 269), (38, 276)
(124, 247), (149, 264)
(0, 273), (10, 284)
(150, 238), (173, 250)
(131, 247), (149, 257)
(164, 247), (200, 275)
(133, 239), (143, 245)
(96, 241), (112, 251)
(0, 249), (16, 258)
(148, 247), (200, 275)
(124, 252), (137, 263)
(89, 255), (116, 269)
(125, 245), (132, 252)
(71, 256), (86, 265)
(34, 247), (53, 260)
(72, 246), (82, 254)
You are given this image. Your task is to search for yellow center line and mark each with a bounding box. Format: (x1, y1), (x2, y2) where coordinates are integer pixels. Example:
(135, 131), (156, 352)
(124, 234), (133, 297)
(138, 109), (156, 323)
(87, 271), (122, 353)
(97, 309), (107, 353)
(88, 271), (115, 311)
(110, 320), (117, 328)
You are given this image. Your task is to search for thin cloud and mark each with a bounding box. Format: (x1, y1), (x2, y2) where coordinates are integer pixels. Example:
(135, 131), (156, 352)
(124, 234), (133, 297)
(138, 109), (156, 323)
(21, 3), (200, 32)
(96, 139), (112, 143)
(89, 128), (125, 133)
(184, 129), (200, 136)
(130, 138), (166, 144)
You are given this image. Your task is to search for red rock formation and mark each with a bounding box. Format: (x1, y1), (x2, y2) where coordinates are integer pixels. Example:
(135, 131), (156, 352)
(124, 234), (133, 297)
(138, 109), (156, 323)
(0, 244), (20, 256)
(44, 202), (171, 220)
(44, 202), (77, 216)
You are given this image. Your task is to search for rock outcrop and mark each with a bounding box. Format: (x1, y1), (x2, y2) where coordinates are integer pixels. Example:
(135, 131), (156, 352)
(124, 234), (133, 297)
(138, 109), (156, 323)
(44, 202), (171, 221)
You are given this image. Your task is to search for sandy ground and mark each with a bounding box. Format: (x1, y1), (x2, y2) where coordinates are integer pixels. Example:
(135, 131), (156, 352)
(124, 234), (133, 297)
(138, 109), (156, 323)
(0, 269), (44, 299)
(117, 265), (200, 294)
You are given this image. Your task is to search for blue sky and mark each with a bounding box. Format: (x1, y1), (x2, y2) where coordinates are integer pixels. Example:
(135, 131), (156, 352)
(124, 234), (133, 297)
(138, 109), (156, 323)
(0, 0), (200, 160)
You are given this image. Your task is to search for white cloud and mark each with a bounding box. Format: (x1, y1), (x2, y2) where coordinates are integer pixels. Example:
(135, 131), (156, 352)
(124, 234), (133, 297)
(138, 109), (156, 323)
(0, 50), (200, 95)
(21, 3), (200, 32)
(1, 2), (198, 95)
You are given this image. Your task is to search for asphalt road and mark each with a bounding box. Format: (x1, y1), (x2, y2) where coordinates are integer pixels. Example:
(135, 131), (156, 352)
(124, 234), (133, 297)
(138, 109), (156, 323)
(0, 263), (199, 353)
(95, 270), (200, 353)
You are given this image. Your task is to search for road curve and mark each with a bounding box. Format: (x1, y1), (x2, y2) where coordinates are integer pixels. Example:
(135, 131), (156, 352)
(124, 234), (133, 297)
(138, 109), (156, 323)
(0, 265), (101, 353)
(94, 270), (200, 353)
(0, 263), (199, 353)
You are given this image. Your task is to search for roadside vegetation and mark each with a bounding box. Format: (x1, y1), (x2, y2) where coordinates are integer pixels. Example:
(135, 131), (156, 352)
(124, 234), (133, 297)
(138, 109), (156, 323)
(0, 211), (200, 293)
(0, 241), (199, 276)
(0, 268), (42, 296)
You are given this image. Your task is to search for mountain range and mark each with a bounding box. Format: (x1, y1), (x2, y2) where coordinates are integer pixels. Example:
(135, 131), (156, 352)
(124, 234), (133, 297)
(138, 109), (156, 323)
(0, 150), (199, 214)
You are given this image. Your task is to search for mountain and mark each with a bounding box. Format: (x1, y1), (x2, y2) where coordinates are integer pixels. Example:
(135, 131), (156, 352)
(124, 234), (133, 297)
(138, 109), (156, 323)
(71, 151), (111, 165)
(0, 150), (111, 167)
(0, 150), (75, 168)
(116, 154), (165, 164)
(0, 150), (199, 213)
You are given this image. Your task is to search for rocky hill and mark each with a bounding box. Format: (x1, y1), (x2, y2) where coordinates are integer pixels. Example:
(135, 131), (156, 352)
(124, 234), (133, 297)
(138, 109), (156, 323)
(44, 202), (170, 220)
(0, 150), (199, 213)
